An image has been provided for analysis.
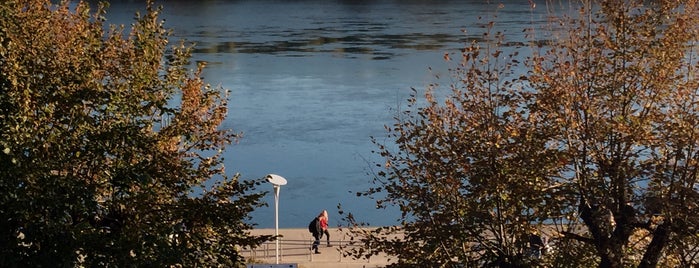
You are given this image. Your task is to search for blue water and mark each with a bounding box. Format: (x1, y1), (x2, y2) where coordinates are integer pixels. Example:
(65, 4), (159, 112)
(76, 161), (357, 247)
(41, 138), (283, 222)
(91, 0), (551, 228)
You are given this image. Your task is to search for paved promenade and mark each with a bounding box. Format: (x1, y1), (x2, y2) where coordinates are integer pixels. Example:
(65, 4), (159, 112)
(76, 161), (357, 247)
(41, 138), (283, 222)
(243, 228), (393, 268)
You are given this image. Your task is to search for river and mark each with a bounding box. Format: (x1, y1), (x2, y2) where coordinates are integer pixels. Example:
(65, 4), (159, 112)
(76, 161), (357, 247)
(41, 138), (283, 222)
(89, 0), (551, 228)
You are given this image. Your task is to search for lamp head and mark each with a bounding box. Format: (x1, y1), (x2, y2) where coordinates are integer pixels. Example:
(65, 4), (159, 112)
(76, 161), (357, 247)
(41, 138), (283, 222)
(266, 174), (287, 186)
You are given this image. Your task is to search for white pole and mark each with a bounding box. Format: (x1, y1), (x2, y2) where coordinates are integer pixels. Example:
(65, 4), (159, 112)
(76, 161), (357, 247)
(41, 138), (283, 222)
(274, 184), (280, 264)
(266, 174), (286, 264)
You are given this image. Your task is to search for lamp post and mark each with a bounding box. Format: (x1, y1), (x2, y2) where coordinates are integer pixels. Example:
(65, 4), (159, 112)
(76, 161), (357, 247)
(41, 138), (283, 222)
(266, 174), (287, 264)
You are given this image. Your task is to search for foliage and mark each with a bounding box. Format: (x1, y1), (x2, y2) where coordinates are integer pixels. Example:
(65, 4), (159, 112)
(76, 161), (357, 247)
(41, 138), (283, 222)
(0, 0), (271, 267)
(340, 0), (699, 267)
(339, 8), (568, 267)
(530, 0), (699, 267)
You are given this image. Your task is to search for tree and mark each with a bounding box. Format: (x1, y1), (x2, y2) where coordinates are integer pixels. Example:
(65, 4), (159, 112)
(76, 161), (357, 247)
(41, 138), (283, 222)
(530, 0), (699, 267)
(0, 0), (271, 267)
(340, 0), (699, 267)
(339, 7), (568, 267)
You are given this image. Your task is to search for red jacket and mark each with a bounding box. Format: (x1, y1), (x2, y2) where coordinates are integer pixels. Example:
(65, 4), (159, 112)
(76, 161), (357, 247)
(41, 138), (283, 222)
(319, 216), (328, 230)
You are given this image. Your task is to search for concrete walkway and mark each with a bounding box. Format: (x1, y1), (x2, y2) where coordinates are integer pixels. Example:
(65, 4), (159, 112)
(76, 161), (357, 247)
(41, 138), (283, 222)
(243, 228), (393, 268)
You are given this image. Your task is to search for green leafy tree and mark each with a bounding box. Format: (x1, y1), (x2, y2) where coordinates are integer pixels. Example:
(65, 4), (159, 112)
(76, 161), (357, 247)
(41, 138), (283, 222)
(341, 0), (699, 267)
(0, 0), (271, 267)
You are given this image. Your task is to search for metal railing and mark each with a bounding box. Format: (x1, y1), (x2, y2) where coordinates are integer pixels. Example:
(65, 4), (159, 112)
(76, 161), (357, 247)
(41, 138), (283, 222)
(242, 236), (372, 263)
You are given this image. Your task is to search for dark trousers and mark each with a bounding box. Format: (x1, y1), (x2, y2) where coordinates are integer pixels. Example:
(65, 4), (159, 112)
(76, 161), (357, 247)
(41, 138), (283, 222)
(312, 232), (321, 251)
(321, 229), (330, 245)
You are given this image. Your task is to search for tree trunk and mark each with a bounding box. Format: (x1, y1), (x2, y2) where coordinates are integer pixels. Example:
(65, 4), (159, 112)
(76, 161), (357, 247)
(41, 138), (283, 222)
(599, 257), (619, 268)
(597, 244), (624, 268)
(579, 198), (624, 268)
(638, 223), (670, 268)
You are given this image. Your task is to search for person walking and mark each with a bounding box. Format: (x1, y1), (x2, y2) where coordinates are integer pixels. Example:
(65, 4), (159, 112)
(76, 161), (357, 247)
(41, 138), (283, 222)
(319, 210), (332, 247)
(529, 230), (544, 258)
(308, 212), (322, 254)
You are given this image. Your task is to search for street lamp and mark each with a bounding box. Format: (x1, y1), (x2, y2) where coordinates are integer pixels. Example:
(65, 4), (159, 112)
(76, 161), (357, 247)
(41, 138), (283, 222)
(266, 174), (287, 264)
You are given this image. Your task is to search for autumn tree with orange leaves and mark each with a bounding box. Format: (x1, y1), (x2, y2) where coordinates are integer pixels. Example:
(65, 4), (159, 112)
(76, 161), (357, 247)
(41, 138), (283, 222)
(0, 0), (271, 266)
(341, 1), (699, 267)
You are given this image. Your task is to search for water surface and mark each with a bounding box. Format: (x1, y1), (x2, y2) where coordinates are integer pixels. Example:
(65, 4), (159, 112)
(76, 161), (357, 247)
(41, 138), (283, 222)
(96, 0), (550, 228)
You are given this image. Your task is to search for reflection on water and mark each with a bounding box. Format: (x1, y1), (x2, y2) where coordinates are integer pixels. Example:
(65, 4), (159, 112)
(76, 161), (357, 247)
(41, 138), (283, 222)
(91, 0), (552, 228)
(194, 32), (459, 60)
(159, 0), (550, 60)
